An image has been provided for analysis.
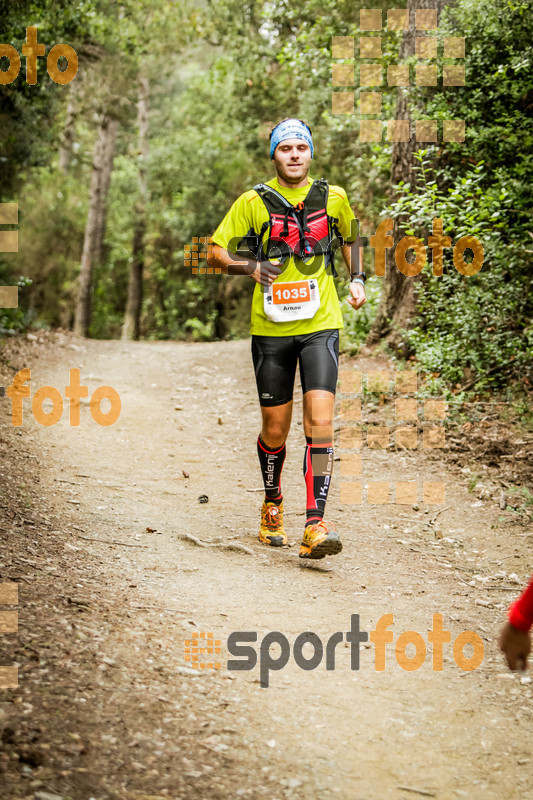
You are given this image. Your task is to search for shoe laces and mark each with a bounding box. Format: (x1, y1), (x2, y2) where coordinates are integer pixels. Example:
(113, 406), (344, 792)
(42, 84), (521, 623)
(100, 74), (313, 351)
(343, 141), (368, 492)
(307, 520), (330, 534)
(264, 504), (281, 530)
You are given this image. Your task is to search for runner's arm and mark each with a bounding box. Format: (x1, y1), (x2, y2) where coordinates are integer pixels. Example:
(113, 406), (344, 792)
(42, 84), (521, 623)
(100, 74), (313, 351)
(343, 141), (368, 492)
(207, 244), (282, 286)
(207, 243), (254, 276)
(339, 235), (366, 310)
(340, 235), (363, 276)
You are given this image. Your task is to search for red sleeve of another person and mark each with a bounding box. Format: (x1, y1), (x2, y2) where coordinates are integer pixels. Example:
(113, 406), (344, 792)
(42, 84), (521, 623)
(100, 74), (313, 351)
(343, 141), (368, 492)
(508, 576), (533, 632)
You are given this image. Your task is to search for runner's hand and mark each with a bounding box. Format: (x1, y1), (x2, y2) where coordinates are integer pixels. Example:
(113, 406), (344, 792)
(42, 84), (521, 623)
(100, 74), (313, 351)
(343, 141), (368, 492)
(249, 260), (283, 287)
(499, 621), (531, 671)
(347, 280), (366, 310)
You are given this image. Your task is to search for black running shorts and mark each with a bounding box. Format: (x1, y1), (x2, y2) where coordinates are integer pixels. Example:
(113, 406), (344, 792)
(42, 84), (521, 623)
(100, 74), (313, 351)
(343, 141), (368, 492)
(251, 328), (340, 407)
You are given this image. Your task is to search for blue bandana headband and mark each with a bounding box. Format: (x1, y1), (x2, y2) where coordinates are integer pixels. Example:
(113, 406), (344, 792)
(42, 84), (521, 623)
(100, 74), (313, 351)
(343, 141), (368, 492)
(270, 119), (314, 159)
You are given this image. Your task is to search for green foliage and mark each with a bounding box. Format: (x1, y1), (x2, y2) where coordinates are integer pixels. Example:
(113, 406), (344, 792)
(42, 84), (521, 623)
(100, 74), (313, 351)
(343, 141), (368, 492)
(467, 473), (480, 492)
(422, 0), (532, 242)
(90, 153), (138, 338)
(338, 275), (381, 354)
(385, 153), (532, 392)
(0, 275), (33, 334)
(13, 165), (87, 330)
(182, 313), (217, 341)
(0, 0), (122, 201)
(382, 0), (533, 395)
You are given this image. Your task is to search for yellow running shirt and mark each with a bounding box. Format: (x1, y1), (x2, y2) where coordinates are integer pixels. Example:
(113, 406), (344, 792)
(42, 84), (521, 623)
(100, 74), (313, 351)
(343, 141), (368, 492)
(211, 176), (358, 336)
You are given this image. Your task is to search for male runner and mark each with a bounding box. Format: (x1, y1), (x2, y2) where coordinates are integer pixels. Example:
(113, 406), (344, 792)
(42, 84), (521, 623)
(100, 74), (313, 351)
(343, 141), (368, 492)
(207, 118), (366, 559)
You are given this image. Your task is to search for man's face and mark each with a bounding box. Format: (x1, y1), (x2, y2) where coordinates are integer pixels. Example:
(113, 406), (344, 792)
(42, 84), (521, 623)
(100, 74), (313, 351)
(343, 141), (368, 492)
(272, 138), (312, 185)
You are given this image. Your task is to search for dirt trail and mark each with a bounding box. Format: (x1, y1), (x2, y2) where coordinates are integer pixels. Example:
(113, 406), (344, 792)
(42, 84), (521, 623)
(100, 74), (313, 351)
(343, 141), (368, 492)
(0, 333), (532, 800)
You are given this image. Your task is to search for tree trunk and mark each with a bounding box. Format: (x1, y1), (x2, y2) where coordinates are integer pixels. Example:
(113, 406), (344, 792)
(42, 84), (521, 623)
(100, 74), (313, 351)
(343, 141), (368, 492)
(122, 77), (150, 341)
(74, 112), (119, 338)
(58, 83), (78, 173)
(367, 0), (446, 355)
(214, 284), (228, 340)
(93, 116), (119, 268)
(213, 276), (237, 340)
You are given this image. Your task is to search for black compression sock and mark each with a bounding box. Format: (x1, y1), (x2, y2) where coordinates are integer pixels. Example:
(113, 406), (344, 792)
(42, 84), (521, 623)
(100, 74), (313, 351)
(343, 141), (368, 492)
(257, 435), (286, 502)
(303, 435), (333, 526)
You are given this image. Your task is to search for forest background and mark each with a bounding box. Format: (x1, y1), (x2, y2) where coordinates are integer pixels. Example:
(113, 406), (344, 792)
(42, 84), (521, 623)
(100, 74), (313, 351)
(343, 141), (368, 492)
(0, 0), (531, 407)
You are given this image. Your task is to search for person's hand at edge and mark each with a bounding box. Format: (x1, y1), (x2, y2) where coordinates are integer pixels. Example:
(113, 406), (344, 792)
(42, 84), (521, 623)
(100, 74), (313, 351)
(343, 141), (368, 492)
(499, 621), (531, 671)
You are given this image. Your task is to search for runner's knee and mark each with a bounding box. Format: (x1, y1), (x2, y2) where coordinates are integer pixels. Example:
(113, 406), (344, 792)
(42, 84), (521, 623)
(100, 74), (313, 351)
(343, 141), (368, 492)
(261, 423), (288, 448)
(261, 410), (290, 447)
(303, 405), (333, 440)
(304, 395), (334, 430)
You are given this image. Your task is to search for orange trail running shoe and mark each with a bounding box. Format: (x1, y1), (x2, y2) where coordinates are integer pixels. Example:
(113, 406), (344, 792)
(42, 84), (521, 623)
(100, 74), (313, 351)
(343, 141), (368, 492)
(258, 500), (287, 547)
(299, 519), (342, 559)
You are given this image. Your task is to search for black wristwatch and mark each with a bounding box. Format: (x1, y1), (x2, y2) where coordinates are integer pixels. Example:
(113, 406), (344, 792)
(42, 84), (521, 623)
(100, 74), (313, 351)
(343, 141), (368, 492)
(350, 271), (366, 284)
